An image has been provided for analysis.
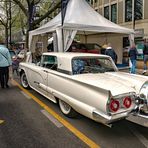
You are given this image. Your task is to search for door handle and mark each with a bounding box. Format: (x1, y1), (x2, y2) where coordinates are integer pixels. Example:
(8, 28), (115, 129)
(43, 70), (49, 73)
(34, 81), (39, 85)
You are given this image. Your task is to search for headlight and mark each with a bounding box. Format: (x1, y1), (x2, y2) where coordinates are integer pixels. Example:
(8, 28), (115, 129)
(140, 82), (148, 102)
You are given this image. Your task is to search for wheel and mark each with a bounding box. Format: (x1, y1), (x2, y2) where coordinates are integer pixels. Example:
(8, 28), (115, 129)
(20, 72), (30, 89)
(59, 99), (77, 118)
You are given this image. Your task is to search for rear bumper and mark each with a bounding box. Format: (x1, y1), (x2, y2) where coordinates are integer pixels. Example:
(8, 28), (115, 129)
(92, 110), (130, 125)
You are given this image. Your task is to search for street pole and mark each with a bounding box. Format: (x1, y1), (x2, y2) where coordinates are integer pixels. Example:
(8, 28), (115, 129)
(9, 0), (11, 44)
(5, 1), (9, 47)
(131, 0), (135, 45)
(132, 0), (135, 30)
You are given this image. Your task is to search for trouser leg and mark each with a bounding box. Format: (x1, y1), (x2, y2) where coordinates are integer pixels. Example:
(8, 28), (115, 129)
(131, 59), (136, 74)
(4, 67), (9, 86)
(130, 60), (133, 73)
(0, 67), (5, 88)
(132, 60), (136, 74)
(144, 55), (148, 70)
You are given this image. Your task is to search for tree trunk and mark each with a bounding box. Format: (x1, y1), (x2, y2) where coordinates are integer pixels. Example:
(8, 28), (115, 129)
(5, 25), (9, 48)
(25, 30), (29, 49)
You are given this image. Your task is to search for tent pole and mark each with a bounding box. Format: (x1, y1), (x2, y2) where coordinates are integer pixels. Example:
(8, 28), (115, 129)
(61, 0), (70, 52)
(61, 28), (64, 52)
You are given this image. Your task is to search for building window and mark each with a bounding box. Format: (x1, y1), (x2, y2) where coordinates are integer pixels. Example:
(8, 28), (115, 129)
(104, 6), (109, 20)
(125, 0), (132, 22)
(111, 4), (117, 23)
(125, 0), (143, 22)
(134, 0), (143, 20)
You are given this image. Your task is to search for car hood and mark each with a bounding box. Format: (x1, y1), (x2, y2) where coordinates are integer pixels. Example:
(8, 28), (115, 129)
(72, 72), (148, 96)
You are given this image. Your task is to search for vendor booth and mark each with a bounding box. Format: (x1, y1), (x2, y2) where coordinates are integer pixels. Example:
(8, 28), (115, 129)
(29, 0), (134, 64)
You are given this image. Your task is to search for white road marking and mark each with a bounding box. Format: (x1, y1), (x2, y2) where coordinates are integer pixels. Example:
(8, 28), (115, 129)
(20, 91), (32, 99)
(144, 122), (148, 127)
(41, 109), (63, 128)
(0, 120), (4, 124)
(130, 127), (148, 148)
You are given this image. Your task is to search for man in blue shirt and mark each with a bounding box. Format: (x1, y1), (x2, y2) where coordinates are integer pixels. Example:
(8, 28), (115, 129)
(128, 43), (138, 74)
(105, 43), (117, 64)
(0, 41), (12, 88)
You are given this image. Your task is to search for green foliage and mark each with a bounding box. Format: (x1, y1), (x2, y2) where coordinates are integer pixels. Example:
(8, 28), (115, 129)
(1, 0), (61, 47)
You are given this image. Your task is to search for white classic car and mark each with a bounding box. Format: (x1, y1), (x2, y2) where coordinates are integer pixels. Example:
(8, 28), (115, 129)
(19, 52), (148, 126)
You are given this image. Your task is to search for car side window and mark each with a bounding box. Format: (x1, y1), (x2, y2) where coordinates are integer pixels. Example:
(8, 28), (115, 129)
(72, 57), (116, 74)
(72, 59), (85, 74)
(40, 55), (57, 71)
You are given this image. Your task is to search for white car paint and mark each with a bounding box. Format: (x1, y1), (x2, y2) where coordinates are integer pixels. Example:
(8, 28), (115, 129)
(19, 52), (148, 126)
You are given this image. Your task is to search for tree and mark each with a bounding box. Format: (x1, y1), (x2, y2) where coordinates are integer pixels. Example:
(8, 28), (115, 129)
(0, 0), (26, 46)
(11, 0), (61, 48)
(0, 1), (9, 46)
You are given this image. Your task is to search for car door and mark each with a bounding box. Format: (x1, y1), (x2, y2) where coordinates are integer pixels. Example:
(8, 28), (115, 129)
(29, 55), (57, 102)
(27, 63), (48, 97)
(41, 55), (58, 100)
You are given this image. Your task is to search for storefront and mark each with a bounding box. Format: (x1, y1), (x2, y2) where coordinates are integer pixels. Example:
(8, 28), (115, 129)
(122, 28), (145, 68)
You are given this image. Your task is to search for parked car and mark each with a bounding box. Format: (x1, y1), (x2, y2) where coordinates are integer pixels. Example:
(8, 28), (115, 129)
(68, 42), (102, 54)
(19, 52), (148, 126)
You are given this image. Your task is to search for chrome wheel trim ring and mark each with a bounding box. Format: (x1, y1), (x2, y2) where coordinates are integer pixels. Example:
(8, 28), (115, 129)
(21, 73), (29, 88)
(59, 100), (71, 115)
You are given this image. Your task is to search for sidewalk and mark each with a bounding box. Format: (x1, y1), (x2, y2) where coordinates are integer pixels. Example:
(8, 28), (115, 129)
(136, 69), (148, 75)
(118, 67), (148, 76)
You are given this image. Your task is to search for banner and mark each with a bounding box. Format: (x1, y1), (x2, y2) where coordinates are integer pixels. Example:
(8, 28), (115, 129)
(61, 0), (70, 25)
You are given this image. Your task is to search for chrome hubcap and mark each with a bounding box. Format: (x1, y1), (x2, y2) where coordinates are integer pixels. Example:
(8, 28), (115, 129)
(22, 73), (28, 87)
(59, 100), (71, 114)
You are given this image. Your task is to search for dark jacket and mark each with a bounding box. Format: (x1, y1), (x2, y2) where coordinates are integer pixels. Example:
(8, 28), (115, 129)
(143, 44), (148, 55)
(105, 48), (117, 63)
(129, 47), (138, 60)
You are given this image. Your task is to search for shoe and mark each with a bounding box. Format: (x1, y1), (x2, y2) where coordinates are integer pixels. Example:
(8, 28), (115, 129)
(6, 84), (9, 88)
(1, 84), (4, 88)
(142, 70), (147, 74)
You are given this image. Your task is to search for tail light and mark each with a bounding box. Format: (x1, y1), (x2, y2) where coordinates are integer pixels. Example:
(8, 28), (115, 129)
(123, 97), (132, 108)
(109, 100), (120, 112)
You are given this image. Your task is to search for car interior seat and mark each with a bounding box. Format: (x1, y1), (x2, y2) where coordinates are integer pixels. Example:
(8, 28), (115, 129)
(72, 59), (85, 74)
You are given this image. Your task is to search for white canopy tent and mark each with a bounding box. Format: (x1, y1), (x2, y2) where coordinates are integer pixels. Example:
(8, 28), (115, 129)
(29, 0), (134, 52)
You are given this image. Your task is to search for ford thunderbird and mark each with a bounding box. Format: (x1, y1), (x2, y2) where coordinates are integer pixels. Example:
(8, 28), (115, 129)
(19, 52), (148, 126)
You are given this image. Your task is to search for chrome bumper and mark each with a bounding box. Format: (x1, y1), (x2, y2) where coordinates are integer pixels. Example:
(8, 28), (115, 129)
(92, 110), (129, 125)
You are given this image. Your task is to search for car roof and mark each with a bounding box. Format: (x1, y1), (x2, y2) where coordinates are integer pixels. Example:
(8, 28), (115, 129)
(42, 52), (110, 72)
(43, 52), (109, 59)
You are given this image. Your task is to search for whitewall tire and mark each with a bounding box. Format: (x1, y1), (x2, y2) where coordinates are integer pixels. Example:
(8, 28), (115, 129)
(21, 72), (30, 89)
(59, 99), (77, 117)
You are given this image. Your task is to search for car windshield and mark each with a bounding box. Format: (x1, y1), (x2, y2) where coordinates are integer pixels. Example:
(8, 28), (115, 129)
(72, 57), (116, 74)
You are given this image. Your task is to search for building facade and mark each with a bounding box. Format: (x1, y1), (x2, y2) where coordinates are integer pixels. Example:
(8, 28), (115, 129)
(87, 0), (148, 40)
(86, 0), (148, 66)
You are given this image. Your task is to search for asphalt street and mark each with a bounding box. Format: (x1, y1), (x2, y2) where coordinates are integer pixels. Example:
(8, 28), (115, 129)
(0, 74), (148, 148)
(0, 78), (88, 148)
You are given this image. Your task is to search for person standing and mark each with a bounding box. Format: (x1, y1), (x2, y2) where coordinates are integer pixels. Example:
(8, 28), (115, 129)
(143, 39), (148, 74)
(0, 41), (12, 88)
(128, 44), (138, 74)
(105, 43), (117, 64)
